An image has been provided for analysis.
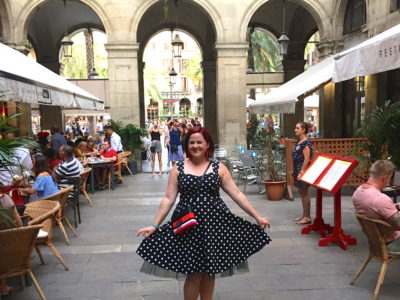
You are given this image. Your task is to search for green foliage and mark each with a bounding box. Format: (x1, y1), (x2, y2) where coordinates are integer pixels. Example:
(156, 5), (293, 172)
(0, 101), (38, 181)
(184, 57), (203, 87)
(246, 113), (259, 149)
(354, 101), (400, 170)
(249, 29), (280, 73)
(62, 31), (108, 79)
(109, 120), (147, 154)
(252, 123), (285, 181)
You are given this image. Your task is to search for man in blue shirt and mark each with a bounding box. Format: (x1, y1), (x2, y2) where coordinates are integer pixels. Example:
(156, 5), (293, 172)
(50, 126), (67, 153)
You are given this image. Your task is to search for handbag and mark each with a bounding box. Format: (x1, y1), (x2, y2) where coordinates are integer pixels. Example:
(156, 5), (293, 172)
(171, 161), (212, 235)
(170, 144), (178, 153)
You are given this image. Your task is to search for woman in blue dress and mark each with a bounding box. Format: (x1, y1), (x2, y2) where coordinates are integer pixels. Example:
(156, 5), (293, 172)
(20, 154), (59, 200)
(292, 122), (313, 225)
(168, 120), (184, 166)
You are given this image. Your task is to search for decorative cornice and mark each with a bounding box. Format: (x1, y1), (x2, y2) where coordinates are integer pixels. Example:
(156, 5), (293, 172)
(105, 43), (140, 58)
(214, 43), (249, 58)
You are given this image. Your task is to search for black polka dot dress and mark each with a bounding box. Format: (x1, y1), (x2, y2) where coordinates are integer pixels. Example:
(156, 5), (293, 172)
(136, 160), (271, 278)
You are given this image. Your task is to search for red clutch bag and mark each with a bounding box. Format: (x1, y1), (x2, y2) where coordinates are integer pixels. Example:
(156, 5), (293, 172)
(171, 207), (198, 235)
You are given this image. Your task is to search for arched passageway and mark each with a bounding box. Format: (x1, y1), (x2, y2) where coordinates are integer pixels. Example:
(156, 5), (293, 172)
(136, 0), (218, 141)
(23, 0), (107, 132)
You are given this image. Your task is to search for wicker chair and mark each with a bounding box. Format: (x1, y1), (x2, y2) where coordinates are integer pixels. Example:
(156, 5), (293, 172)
(40, 186), (76, 245)
(25, 200), (69, 271)
(350, 213), (400, 300)
(0, 225), (46, 300)
(80, 168), (93, 206)
(121, 151), (134, 175)
(108, 160), (126, 189)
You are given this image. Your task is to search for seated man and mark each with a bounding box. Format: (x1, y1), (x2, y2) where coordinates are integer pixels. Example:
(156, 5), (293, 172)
(352, 160), (399, 253)
(55, 145), (83, 198)
(95, 140), (118, 190)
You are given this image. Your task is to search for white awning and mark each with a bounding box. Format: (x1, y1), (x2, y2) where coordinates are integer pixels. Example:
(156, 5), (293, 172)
(0, 43), (104, 110)
(333, 24), (400, 83)
(249, 56), (333, 114)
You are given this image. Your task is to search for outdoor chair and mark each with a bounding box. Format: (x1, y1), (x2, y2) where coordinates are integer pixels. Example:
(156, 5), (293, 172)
(108, 160), (126, 189)
(25, 200), (69, 271)
(350, 213), (400, 300)
(0, 225), (46, 300)
(237, 156), (261, 192)
(67, 177), (82, 228)
(121, 151), (134, 175)
(40, 186), (76, 245)
(80, 167), (93, 206)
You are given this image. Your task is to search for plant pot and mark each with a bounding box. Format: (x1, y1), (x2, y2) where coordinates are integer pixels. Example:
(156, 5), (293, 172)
(263, 180), (286, 201)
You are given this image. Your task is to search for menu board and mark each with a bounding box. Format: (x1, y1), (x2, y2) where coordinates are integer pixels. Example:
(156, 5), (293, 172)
(316, 160), (352, 191)
(299, 153), (359, 194)
(300, 155), (332, 184)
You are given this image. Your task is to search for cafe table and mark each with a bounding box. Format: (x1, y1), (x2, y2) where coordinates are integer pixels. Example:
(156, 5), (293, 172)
(87, 160), (115, 194)
(382, 186), (400, 203)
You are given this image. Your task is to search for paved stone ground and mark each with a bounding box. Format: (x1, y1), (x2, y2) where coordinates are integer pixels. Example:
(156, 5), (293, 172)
(3, 172), (400, 300)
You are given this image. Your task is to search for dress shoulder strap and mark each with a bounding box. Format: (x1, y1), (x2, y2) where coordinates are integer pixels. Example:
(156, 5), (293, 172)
(212, 160), (219, 173)
(176, 160), (184, 176)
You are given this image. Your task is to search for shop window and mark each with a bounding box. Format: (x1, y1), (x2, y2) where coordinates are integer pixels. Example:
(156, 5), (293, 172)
(180, 98), (191, 118)
(354, 76), (366, 130)
(343, 0), (366, 34)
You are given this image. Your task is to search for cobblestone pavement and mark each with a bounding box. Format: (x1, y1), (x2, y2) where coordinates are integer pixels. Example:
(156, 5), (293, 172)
(3, 173), (400, 300)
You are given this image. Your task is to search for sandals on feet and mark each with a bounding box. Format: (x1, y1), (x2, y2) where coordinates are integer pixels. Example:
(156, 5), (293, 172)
(294, 216), (303, 222)
(296, 217), (311, 225)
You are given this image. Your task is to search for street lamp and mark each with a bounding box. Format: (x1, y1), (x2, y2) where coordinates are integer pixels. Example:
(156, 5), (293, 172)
(278, 0), (290, 57)
(172, 34), (184, 58)
(169, 68), (178, 85)
(89, 68), (99, 79)
(60, 33), (73, 59)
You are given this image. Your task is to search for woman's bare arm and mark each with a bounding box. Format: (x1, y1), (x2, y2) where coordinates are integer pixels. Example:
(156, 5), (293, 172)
(137, 166), (180, 237)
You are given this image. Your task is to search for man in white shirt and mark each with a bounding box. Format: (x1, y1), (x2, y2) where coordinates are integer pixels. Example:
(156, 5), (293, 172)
(0, 132), (33, 186)
(104, 126), (123, 154)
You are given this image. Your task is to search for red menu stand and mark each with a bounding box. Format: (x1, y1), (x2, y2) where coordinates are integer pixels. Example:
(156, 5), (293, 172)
(299, 154), (359, 250)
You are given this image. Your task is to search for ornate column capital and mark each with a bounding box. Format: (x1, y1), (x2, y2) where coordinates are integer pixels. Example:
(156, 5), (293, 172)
(105, 43), (140, 58)
(317, 39), (344, 58)
(6, 43), (31, 56)
(214, 43), (249, 58)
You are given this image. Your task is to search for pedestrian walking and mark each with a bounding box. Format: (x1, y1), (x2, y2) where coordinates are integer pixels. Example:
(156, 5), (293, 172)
(137, 126), (271, 300)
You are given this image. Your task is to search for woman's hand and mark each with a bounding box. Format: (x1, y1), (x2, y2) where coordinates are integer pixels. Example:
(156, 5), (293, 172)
(136, 226), (157, 238)
(256, 216), (270, 229)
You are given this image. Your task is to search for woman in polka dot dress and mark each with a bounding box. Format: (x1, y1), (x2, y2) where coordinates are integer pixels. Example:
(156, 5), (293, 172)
(137, 126), (271, 300)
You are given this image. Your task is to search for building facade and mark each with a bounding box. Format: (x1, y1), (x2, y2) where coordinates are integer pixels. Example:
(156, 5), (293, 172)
(0, 0), (399, 149)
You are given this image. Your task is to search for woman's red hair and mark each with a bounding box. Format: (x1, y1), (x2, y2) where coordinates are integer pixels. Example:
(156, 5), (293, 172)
(184, 127), (214, 159)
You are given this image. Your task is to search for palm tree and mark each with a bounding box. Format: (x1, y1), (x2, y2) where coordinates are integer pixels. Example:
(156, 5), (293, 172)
(184, 57), (203, 88)
(249, 29), (280, 73)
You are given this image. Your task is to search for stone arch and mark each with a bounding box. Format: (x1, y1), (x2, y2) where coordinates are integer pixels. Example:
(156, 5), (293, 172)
(240, 0), (328, 42)
(0, 0), (11, 42)
(129, 0), (223, 43)
(138, 26), (205, 60)
(14, 0), (113, 44)
(332, 0), (369, 39)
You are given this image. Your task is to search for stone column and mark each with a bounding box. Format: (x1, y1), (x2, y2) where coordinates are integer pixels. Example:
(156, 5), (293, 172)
(317, 40), (343, 138)
(105, 43), (141, 126)
(201, 59), (217, 141)
(215, 43), (248, 150)
(281, 58), (306, 138)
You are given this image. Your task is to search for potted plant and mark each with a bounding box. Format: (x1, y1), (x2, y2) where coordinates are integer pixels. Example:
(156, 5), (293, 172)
(353, 101), (400, 175)
(253, 120), (286, 201)
(109, 120), (147, 173)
